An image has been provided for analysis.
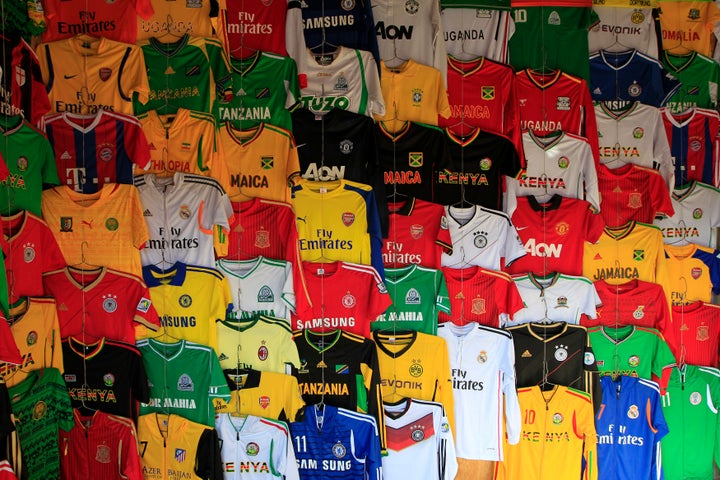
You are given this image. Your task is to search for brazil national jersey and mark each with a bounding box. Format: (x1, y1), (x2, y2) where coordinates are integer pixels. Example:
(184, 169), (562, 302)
(215, 369), (305, 422)
(36, 36), (151, 115)
(588, 279), (670, 331)
(137, 338), (231, 427)
(658, 0), (720, 57)
(667, 301), (720, 368)
(289, 405), (382, 480)
(654, 181), (720, 247)
(0, 116), (57, 216)
(595, 375), (668, 480)
(8, 367), (75, 480)
(662, 50), (720, 114)
(498, 386), (597, 480)
(663, 244), (720, 306)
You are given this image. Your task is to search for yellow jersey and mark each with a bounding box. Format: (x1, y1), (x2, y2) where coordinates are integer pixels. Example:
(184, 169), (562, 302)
(658, 1), (720, 56)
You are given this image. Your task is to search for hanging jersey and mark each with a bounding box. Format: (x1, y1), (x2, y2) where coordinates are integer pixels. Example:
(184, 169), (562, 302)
(441, 205), (525, 270)
(658, 0), (720, 56)
(662, 50), (720, 114)
(41, 184), (149, 277)
(138, 338), (231, 427)
(0, 34), (50, 124)
(36, 36), (150, 116)
(588, 7), (659, 58)
(663, 244), (720, 306)
(216, 315), (300, 372)
(215, 369), (305, 422)
(667, 301), (720, 368)
(440, 8), (514, 63)
(588, 279), (670, 331)
(214, 51), (300, 131)
(138, 0), (214, 40)
(437, 322), (521, 461)
(654, 181), (720, 247)
(135, 172), (232, 269)
(506, 195), (605, 276)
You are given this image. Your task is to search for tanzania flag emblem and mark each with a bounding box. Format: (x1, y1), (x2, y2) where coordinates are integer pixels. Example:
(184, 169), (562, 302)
(185, 65), (200, 76)
(255, 87), (270, 99)
(60, 217), (73, 232)
(409, 152), (423, 167)
(261, 156), (274, 169)
(481, 86), (495, 100)
(633, 249), (644, 261)
(336, 364), (349, 374)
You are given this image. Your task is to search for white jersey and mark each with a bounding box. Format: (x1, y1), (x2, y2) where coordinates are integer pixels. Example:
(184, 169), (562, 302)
(588, 7), (659, 58)
(373, 0), (447, 82)
(441, 205), (526, 270)
(654, 180), (720, 248)
(595, 101), (674, 188)
(436, 322), (520, 461)
(136, 172), (233, 268)
(440, 8), (514, 64)
(505, 130), (600, 214)
(297, 46), (385, 117)
(217, 257), (295, 322)
(507, 273), (601, 328)
(215, 414), (300, 480)
(383, 398), (457, 480)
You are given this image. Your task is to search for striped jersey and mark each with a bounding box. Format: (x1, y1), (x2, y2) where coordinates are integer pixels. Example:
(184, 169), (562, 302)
(654, 180), (720, 247)
(663, 243), (720, 306)
(216, 369), (305, 422)
(0, 34), (50, 124)
(667, 301), (720, 368)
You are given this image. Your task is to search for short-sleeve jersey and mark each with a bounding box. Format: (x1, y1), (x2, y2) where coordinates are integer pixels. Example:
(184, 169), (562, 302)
(138, 0), (215, 40)
(654, 180), (720, 247)
(663, 243), (720, 306)
(41, 184), (149, 277)
(588, 6), (659, 57)
(36, 36), (150, 115)
(440, 8), (515, 63)
(215, 370), (305, 422)
(662, 50), (720, 114)
(588, 279), (670, 331)
(667, 301), (720, 367)
(0, 34), (51, 124)
(658, 0), (720, 56)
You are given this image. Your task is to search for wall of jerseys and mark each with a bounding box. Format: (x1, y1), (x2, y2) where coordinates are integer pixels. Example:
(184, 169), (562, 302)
(1, 0), (720, 479)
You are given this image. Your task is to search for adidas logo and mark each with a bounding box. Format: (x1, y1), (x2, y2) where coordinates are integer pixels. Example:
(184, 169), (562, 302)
(60, 151), (72, 160)
(164, 66), (176, 75)
(521, 349), (532, 358)
(594, 253), (602, 260)
(58, 303), (69, 311)
(317, 360), (327, 368)
(218, 353), (229, 361)
(148, 143), (157, 150)
(143, 209), (153, 217)
(593, 87), (602, 95)
(236, 88), (247, 96)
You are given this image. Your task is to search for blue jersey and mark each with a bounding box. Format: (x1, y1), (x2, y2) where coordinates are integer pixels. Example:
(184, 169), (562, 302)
(595, 375), (669, 480)
(289, 405), (382, 480)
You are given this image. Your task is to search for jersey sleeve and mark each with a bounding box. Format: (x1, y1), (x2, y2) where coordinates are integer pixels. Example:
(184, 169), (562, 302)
(281, 263), (296, 314)
(364, 267), (393, 323)
(581, 143), (601, 212)
(501, 277), (525, 327)
(129, 186), (151, 249)
(280, 324), (301, 368)
(200, 188), (233, 233)
(650, 171), (674, 218)
(502, 221), (527, 267)
(39, 133), (60, 187)
(582, 282), (601, 319)
(285, 140), (301, 195)
(131, 348), (150, 405)
(208, 349), (232, 404)
(502, 336), (521, 446)
(580, 81), (600, 169)
(436, 340), (455, 437)
(364, 189), (386, 281)
(361, 341), (386, 453)
(285, 0), (307, 68)
(213, 275), (233, 323)
(205, 39), (233, 100)
(121, 47), (151, 107)
(436, 70), (451, 120)
(195, 427), (223, 480)
(126, 119), (152, 170)
(575, 393), (598, 480)
(133, 0), (155, 20)
(120, 421), (144, 480)
(276, 422), (300, 480)
(286, 375), (306, 422)
(652, 331), (677, 389)
(435, 270), (451, 316)
(584, 206), (605, 244)
(51, 369), (76, 432)
(652, 110), (675, 188)
(438, 409), (458, 480)
(362, 52), (385, 117)
(362, 416), (383, 480)
(436, 211), (453, 254)
(583, 339), (602, 411)
(132, 283), (161, 332)
(647, 387), (669, 480)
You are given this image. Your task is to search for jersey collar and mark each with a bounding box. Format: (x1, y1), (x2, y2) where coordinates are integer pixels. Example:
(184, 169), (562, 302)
(373, 330), (417, 358)
(143, 262), (188, 287)
(526, 322), (568, 343)
(224, 368), (261, 390)
(67, 336), (106, 360)
(388, 197), (416, 216)
(527, 194), (563, 213)
(671, 181), (698, 202)
(148, 34), (190, 57)
(303, 329), (342, 354)
(523, 68), (562, 90)
(599, 49), (636, 71)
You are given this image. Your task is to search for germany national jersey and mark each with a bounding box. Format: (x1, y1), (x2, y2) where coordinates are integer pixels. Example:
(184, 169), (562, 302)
(137, 338), (231, 427)
(36, 36), (150, 115)
(135, 172), (232, 269)
(214, 51), (301, 131)
(61, 337), (148, 419)
(138, 0), (215, 40)
(215, 369), (305, 422)
(507, 195), (604, 276)
(663, 243), (720, 306)
(654, 180), (720, 247)
(658, 0), (720, 56)
(588, 6), (659, 58)
(667, 301), (720, 368)
(588, 279), (670, 331)
(440, 8), (514, 63)
(41, 110), (151, 193)
(0, 34), (50, 124)
(662, 50), (720, 114)
(0, 116), (57, 216)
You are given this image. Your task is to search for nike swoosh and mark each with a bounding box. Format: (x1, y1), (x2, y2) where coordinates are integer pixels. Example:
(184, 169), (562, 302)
(296, 143), (307, 149)
(63, 74), (78, 79)
(516, 226), (529, 231)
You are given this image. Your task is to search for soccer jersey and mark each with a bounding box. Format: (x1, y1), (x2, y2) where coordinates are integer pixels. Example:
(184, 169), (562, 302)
(215, 414), (299, 480)
(138, 0), (214, 40)
(441, 205), (525, 270)
(60, 409), (142, 480)
(214, 51), (300, 131)
(371, 265), (450, 334)
(42, 266), (160, 343)
(588, 7), (659, 57)
(218, 123), (300, 203)
(298, 47), (384, 117)
(440, 8), (515, 63)
(140, 263), (232, 350)
(588, 279), (670, 331)
(595, 375), (668, 480)
(216, 369), (305, 422)
(667, 301), (720, 368)
(36, 36), (150, 116)
(662, 50), (720, 114)
(0, 34), (50, 125)
(663, 243), (720, 306)
(437, 322), (521, 461)
(41, 110), (151, 193)
(135, 172), (232, 269)
(41, 184), (149, 277)
(658, 0), (720, 56)
(0, 116), (57, 216)
(8, 368), (74, 480)
(138, 338), (231, 427)
(654, 180), (720, 247)
(496, 385), (597, 480)
(661, 107), (720, 187)
(1, 211), (66, 303)
(61, 337), (148, 419)
(583, 221), (669, 285)
(507, 195), (604, 276)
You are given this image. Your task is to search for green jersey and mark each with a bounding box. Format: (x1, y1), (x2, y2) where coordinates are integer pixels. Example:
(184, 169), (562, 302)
(662, 50), (720, 114)
(137, 338), (231, 427)
(661, 365), (720, 480)
(371, 265), (450, 335)
(8, 368), (74, 480)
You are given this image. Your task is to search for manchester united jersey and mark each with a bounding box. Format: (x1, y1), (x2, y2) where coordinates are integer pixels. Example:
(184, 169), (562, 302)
(654, 180), (720, 247)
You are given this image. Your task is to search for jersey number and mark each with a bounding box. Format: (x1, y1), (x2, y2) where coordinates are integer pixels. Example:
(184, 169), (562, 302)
(139, 441), (149, 457)
(524, 409), (536, 425)
(294, 435), (307, 453)
(514, 9), (527, 23)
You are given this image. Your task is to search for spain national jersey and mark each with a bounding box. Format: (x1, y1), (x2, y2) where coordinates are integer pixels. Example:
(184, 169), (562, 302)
(588, 279), (670, 331)
(588, 7), (659, 58)
(667, 301), (720, 368)
(663, 243), (720, 306)
(440, 8), (514, 63)
(658, 0), (720, 56)
(661, 107), (720, 187)
(654, 181), (720, 247)
(41, 110), (151, 193)
(215, 369), (305, 422)
(36, 36), (150, 115)
(0, 34), (50, 125)
(662, 50), (720, 114)
(138, 0), (215, 40)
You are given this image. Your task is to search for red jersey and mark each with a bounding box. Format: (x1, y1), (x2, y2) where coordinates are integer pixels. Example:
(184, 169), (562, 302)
(2, 211), (66, 304)
(661, 107), (720, 187)
(586, 279), (670, 331)
(60, 409), (143, 480)
(293, 261), (392, 338)
(0, 461), (17, 480)
(383, 197), (452, 270)
(515, 68), (599, 167)
(597, 163), (674, 227)
(42, 267), (160, 343)
(0, 313), (21, 366)
(1, 34), (50, 125)
(439, 265), (523, 328)
(667, 301), (720, 368)
(506, 195), (604, 276)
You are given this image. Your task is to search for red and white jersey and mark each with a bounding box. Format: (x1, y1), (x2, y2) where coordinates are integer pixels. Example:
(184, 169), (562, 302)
(506, 195), (605, 276)
(661, 107), (720, 187)
(440, 8), (514, 64)
(597, 163), (674, 228)
(515, 68), (600, 167)
(654, 181), (720, 247)
(506, 130), (600, 213)
(293, 262), (392, 338)
(588, 7), (659, 58)
(667, 301), (720, 368)
(595, 101), (674, 188)
(441, 205), (525, 270)
(439, 266), (524, 328)
(1, 211), (66, 304)
(508, 273), (600, 327)
(135, 172), (233, 269)
(587, 279), (670, 331)
(0, 461), (17, 480)
(383, 197), (452, 270)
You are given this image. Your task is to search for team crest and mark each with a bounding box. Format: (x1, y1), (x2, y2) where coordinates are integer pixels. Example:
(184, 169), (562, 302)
(14, 66), (25, 87)
(16, 156), (28, 171)
(261, 157), (274, 170)
(60, 217), (73, 232)
(473, 231), (487, 248)
(137, 297), (152, 313)
(342, 292), (356, 308)
(554, 344), (568, 361)
(99, 68), (112, 81)
(633, 127), (644, 139)
(555, 222), (569, 235)
(693, 208), (703, 219)
(32, 401), (46, 420)
(179, 205), (192, 219)
(177, 374), (194, 392)
(410, 224), (424, 239)
(257, 285), (274, 302)
(258, 345), (269, 361)
(688, 8), (700, 20)
(555, 296), (568, 308)
(254, 229), (270, 249)
(342, 212), (355, 226)
(257, 395), (270, 409)
(103, 373), (115, 386)
(405, 288), (421, 305)
(175, 448), (186, 463)
(339, 139), (353, 154)
(584, 351), (595, 366)
(412, 89), (423, 104)
(481, 86), (495, 100)
(246, 442), (260, 456)
(633, 306), (645, 319)
(332, 442), (347, 458)
(690, 139), (702, 152)
(97, 145), (114, 162)
(548, 10), (560, 25)
(95, 445), (111, 464)
(552, 413), (563, 425)
(557, 156), (569, 169)
(102, 294), (118, 313)
(179, 294), (193, 308)
(471, 296), (486, 315)
(478, 350), (487, 363)
(411, 428), (425, 442)
(628, 193), (642, 209)
(409, 360), (423, 377)
(26, 331), (37, 346)
(628, 81), (642, 97)
(186, 0), (201, 7)
(690, 392), (702, 405)
(697, 325), (710, 341)
(23, 244), (35, 263)
(409, 152), (423, 167)
(479, 157), (492, 171)
(340, 0), (354, 10)
(627, 405), (639, 419)
(556, 96), (570, 110)
(630, 10), (644, 24)
(633, 249), (644, 261)
(405, 0), (418, 14)
(105, 217), (119, 231)
(628, 355), (640, 367)
(691, 267), (702, 279)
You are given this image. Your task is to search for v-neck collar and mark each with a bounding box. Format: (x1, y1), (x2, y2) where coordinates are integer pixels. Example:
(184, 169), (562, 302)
(373, 330), (417, 358)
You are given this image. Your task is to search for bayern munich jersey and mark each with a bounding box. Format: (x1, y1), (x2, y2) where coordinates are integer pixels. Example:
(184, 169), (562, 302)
(667, 301), (720, 368)
(663, 243), (720, 306)
(588, 279), (670, 331)
(658, 0), (720, 56)
(215, 414), (299, 480)
(662, 50), (720, 114)
(437, 322), (521, 461)
(216, 369), (305, 422)
(661, 107), (720, 187)
(588, 7), (659, 58)
(654, 181), (720, 247)
(440, 8), (514, 63)
(135, 172), (232, 269)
